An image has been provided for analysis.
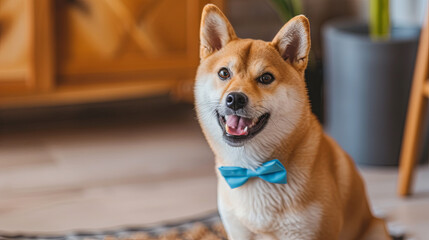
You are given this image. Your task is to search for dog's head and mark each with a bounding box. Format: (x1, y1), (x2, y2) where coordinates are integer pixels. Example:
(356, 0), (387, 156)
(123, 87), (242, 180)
(195, 4), (311, 151)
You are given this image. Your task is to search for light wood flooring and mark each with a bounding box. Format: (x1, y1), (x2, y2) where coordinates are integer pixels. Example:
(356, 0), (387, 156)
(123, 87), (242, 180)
(0, 98), (428, 239)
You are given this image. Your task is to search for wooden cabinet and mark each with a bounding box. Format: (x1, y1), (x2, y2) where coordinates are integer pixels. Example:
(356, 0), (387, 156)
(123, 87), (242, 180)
(0, 0), (223, 108)
(0, 0), (33, 94)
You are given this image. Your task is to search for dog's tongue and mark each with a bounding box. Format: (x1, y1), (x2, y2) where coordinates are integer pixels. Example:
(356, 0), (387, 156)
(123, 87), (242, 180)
(225, 115), (252, 136)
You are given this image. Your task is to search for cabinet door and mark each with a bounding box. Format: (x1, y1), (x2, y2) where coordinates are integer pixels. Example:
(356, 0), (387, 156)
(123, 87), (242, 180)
(56, 0), (202, 84)
(0, 0), (33, 95)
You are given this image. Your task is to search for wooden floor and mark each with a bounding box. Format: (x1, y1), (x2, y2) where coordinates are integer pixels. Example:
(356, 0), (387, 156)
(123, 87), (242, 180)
(0, 98), (428, 239)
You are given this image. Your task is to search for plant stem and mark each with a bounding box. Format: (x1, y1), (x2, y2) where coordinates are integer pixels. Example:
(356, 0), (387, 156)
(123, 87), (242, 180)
(290, 0), (302, 16)
(370, 0), (390, 40)
(269, 0), (302, 22)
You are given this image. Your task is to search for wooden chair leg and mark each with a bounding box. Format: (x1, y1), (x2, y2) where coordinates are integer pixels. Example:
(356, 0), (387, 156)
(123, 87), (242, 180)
(397, 91), (427, 196)
(397, 14), (429, 197)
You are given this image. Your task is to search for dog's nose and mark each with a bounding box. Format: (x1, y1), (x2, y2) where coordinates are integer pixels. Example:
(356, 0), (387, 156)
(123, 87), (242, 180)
(226, 92), (248, 110)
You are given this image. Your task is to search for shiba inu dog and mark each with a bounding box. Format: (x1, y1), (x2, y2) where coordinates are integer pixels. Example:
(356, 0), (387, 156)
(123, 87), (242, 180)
(194, 4), (391, 240)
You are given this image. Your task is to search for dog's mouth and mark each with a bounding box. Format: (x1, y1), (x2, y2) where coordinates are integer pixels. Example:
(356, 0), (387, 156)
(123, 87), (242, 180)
(217, 111), (270, 147)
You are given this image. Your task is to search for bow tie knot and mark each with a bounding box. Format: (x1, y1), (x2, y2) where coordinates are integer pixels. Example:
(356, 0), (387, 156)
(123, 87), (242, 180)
(218, 159), (287, 189)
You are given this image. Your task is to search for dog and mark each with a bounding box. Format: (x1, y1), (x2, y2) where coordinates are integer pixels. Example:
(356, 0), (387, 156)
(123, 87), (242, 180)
(194, 4), (391, 240)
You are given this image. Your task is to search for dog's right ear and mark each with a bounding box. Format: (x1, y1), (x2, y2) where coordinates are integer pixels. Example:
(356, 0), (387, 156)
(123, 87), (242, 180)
(200, 4), (236, 59)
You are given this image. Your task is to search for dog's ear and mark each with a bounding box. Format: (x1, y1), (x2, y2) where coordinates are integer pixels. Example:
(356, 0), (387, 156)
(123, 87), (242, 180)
(200, 4), (236, 59)
(271, 15), (311, 73)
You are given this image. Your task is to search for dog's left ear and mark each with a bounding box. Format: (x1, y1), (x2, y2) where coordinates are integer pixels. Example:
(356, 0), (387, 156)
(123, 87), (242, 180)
(200, 4), (237, 59)
(272, 15), (310, 73)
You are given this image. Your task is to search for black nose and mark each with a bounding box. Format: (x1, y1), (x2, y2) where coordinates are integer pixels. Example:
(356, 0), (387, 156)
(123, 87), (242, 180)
(226, 92), (248, 110)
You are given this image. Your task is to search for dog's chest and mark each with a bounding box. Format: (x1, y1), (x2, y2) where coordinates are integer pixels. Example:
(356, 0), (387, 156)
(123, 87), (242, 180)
(221, 179), (322, 236)
(224, 180), (289, 229)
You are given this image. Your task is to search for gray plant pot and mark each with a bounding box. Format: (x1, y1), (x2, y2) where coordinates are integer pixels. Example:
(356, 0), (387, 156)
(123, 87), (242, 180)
(322, 20), (420, 166)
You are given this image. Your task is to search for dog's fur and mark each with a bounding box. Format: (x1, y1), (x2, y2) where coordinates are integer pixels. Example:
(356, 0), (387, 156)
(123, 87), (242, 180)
(194, 4), (391, 240)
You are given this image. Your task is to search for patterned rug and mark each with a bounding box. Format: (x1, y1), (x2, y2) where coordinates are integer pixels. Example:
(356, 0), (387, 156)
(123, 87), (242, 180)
(0, 212), (404, 240)
(0, 213), (226, 240)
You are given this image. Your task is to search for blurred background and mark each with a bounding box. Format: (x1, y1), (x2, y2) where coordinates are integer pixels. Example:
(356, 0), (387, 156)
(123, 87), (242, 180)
(0, 0), (428, 239)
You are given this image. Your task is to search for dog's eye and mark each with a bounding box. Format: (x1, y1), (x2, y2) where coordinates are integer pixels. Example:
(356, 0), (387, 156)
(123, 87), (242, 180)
(257, 73), (275, 85)
(218, 68), (231, 80)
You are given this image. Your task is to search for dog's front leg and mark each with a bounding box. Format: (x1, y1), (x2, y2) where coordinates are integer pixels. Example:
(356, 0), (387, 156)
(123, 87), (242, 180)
(218, 197), (254, 240)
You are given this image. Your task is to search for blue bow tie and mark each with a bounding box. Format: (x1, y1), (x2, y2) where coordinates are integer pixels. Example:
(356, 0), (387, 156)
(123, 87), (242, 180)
(218, 159), (287, 189)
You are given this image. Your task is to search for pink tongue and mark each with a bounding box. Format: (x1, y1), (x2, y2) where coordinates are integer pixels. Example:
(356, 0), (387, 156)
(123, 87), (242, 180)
(226, 115), (252, 136)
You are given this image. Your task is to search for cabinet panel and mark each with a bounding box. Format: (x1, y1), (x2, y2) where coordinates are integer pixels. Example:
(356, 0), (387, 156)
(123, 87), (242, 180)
(56, 0), (194, 81)
(0, 0), (32, 93)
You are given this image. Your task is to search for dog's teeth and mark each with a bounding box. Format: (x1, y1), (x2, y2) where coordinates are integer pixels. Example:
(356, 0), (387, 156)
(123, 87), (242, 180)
(244, 126), (248, 133)
(249, 119), (257, 128)
(225, 124), (229, 132)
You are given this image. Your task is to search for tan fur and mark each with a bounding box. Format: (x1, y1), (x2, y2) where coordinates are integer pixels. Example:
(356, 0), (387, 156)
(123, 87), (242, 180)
(195, 4), (391, 240)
